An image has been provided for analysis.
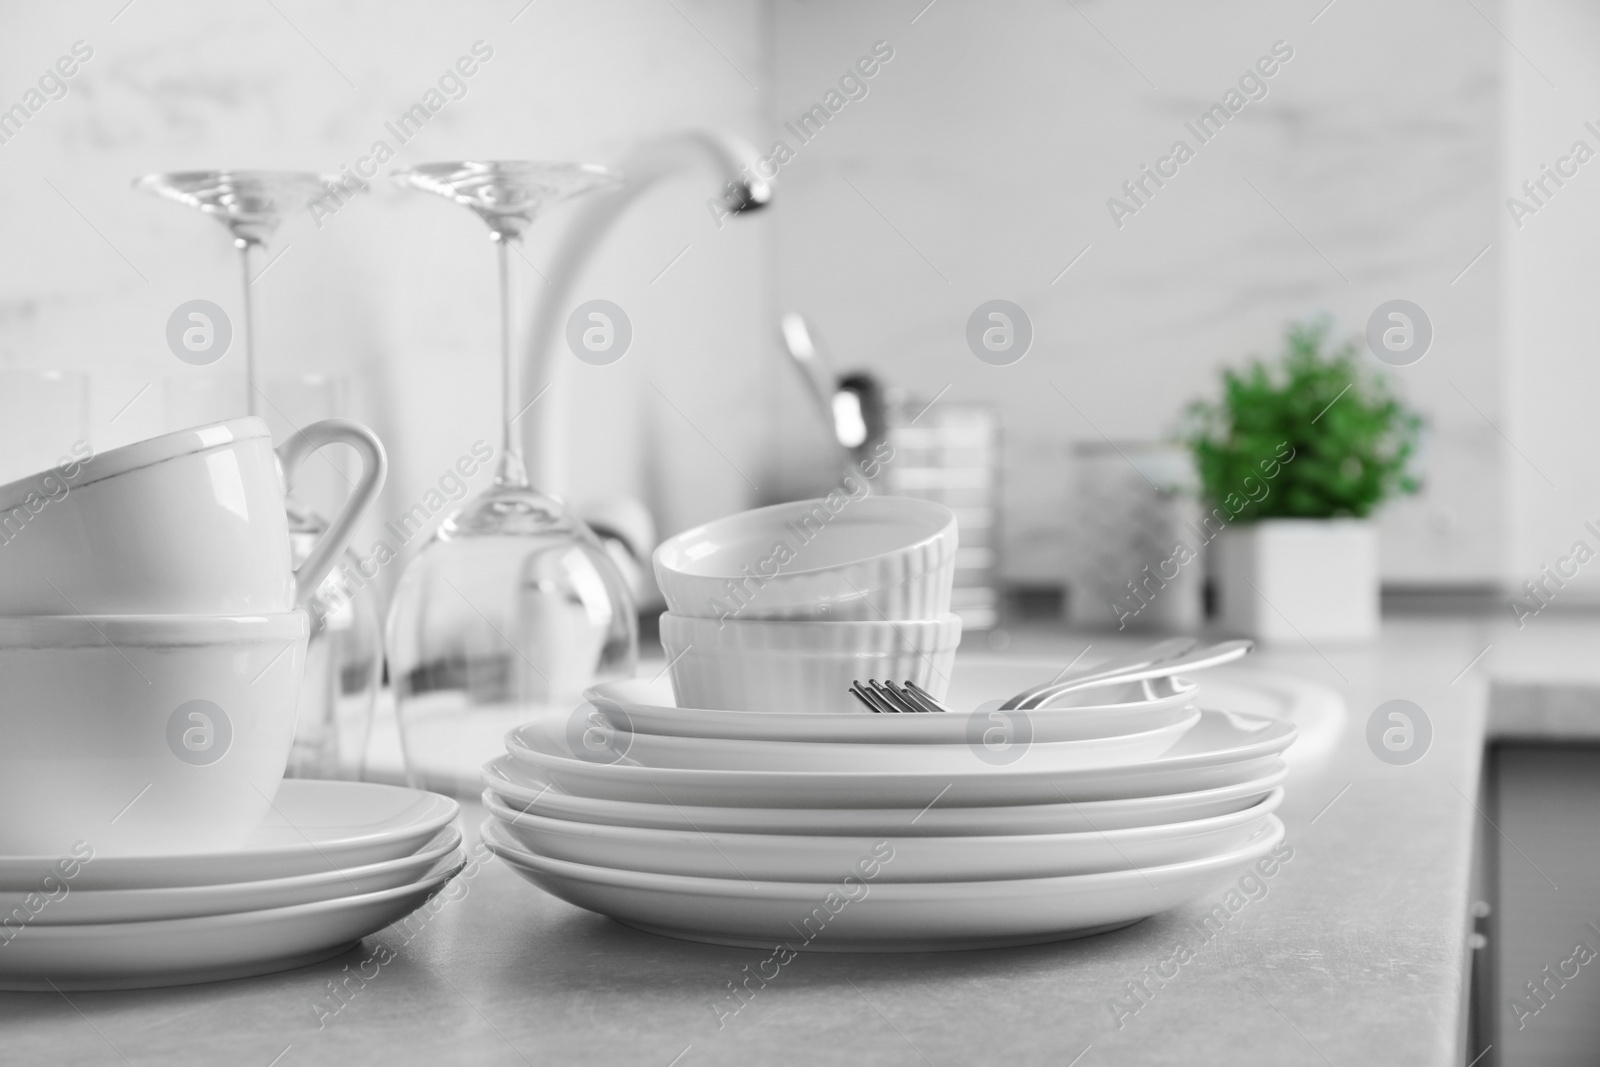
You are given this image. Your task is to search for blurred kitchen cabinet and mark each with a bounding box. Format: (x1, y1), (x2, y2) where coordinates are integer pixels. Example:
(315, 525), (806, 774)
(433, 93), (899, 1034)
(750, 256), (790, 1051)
(1487, 745), (1600, 1066)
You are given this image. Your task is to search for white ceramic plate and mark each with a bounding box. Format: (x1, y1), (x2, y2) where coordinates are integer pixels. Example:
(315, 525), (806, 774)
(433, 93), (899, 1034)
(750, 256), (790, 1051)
(485, 816), (1285, 951)
(506, 706), (1201, 774)
(484, 755), (1289, 836)
(483, 788), (1281, 882)
(586, 675), (1197, 744)
(495, 709), (1294, 808)
(0, 852), (465, 990)
(0, 827), (462, 925)
(0, 780), (458, 891)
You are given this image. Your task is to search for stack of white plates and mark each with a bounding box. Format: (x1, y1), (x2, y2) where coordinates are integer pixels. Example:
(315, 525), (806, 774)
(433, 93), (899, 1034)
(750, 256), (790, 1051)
(482, 675), (1293, 952)
(0, 781), (463, 990)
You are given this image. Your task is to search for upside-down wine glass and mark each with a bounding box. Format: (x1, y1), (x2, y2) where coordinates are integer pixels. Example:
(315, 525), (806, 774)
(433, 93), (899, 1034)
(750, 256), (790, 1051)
(386, 161), (638, 793)
(134, 170), (385, 779)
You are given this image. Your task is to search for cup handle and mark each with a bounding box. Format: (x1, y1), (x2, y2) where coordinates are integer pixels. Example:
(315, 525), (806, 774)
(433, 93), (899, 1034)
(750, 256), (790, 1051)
(277, 418), (388, 607)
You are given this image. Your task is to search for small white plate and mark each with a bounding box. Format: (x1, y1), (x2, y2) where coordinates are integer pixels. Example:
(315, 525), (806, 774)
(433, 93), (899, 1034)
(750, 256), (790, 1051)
(0, 827), (462, 925)
(507, 707), (1201, 773)
(495, 709), (1294, 808)
(484, 816), (1285, 951)
(484, 788), (1281, 882)
(0, 852), (465, 990)
(586, 675), (1197, 744)
(0, 779), (458, 891)
(485, 755), (1289, 836)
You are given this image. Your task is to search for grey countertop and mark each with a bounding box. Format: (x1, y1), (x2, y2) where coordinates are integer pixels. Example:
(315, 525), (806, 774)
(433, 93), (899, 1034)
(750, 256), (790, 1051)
(6, 612), (1597, 1066)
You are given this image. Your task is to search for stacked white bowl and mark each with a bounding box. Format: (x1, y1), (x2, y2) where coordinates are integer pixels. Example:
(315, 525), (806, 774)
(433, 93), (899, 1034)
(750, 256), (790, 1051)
(652, 495), (964, 713)
(0, 417), (474, 989)
(482, 497), (1295, 951)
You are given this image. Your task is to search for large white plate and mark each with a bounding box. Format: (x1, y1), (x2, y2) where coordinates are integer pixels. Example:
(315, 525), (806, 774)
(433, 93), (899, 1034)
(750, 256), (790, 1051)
(506, 706), (1201, 773)
(484, 755), (1289, 836)
(586, 674), (1198, 744)
(0, 827), (462, 925)
(483, 788), (1282, 882)
(496, 709), (1295, 808)
(484, 816), (1286, 951)
(0, 852), (465, 990)
(0, 780), (458, 891)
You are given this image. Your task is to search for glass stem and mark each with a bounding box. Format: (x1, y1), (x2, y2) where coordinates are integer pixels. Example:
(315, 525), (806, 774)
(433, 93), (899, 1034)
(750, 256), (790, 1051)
(495, 236), (529, 488)
(237, 239), (257, 418)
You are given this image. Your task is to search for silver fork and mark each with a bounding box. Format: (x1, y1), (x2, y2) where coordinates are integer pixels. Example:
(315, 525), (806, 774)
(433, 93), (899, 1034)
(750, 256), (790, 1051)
(848, 639), (1252, 714)
(848, 679), (946, 713)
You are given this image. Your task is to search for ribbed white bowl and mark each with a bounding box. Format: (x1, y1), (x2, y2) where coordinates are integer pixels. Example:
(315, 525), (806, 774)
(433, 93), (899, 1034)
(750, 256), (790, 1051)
(652, 496), (958, 622)
(659, 612), (962, 714)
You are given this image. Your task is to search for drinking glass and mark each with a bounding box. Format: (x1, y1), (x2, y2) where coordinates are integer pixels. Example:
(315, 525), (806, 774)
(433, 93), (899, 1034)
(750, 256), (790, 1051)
(133, 170), (327, 416)
(386, 162), (638, 793)
(260, 374), (384, 780)
(0, 370), (88, 484)
(137, 172), (386, 779)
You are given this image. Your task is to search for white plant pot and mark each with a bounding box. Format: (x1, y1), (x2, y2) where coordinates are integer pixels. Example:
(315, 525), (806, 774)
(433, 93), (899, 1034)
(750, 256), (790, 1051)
(1211, 519), (1379, 643)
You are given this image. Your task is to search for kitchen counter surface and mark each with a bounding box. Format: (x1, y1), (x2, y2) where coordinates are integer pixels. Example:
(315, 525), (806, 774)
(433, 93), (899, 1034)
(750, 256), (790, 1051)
(6, 612), (1599, 1067)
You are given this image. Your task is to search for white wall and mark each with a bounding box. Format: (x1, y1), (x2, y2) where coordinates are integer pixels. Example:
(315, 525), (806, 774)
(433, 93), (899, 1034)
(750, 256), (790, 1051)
(1505, 0), (1600, 605)
(766, 0), (1505, 588)
(4, 0), (1579, 609)
(0, 0), (770, 604)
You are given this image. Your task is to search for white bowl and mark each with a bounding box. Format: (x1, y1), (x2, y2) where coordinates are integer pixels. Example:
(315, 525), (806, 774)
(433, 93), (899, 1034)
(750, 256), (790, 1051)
(0, 613), (309, 856)
(652, 495), (958, 622)
(659, 612), (962, 714)
(484, 787), (1281, 882)
(484, 753), (1289, 836)
(585, 675), (1198, 743)
(506, 706), (1200, 773)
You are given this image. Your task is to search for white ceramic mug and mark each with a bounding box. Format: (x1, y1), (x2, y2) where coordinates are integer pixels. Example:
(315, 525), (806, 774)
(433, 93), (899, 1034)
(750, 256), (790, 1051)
(0, 417), (385, 615)
(0, 613), (308, 856)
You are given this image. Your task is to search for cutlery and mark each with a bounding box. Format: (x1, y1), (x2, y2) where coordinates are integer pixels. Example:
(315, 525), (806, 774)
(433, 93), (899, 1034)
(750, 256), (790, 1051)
(848, 640), (1252, 715)
(1008, 640), (1252, 710)
(848, 679), (946, 713)
(999, 637), (1197, 710)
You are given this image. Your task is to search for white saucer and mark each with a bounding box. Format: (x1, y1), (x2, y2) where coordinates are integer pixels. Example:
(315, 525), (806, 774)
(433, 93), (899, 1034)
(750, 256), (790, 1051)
(0, 852), (465, 990)
(0, 780), (459, 891)
(507, 707), (1201, 773)
(484, 816), (1285, 951)
(485, 755), (1289, 836)
(497, 709), (1295, 808)
(0, 827), (462, 925)
(484, 788), (1281, 882)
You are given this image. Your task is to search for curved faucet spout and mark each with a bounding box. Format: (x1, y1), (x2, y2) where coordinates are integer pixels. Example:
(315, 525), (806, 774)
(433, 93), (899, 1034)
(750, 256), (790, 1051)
(519, 130), (771, 494)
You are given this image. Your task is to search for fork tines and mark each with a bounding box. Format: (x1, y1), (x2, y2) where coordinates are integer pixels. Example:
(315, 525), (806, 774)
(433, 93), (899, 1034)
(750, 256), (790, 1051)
(848, 679), (947, 713)
(849, 680), (898, 713)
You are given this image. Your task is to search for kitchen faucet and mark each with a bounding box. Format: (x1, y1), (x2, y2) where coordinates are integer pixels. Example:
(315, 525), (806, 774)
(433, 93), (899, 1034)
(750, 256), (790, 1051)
(519, 130), (771, 496)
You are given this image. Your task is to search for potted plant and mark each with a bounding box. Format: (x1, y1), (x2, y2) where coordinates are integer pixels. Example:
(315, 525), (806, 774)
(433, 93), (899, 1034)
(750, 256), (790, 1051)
(1182, 319), (1422, 643)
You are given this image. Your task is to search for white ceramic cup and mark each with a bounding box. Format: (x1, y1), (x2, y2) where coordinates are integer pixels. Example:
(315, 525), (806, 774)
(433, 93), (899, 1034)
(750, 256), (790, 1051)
(0, 613), (309, 856)
(0, 416), (386, 616)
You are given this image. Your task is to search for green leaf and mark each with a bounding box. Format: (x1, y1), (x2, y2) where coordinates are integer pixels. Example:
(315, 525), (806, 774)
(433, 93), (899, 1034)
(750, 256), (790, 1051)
(1180, 318), (1424, 521)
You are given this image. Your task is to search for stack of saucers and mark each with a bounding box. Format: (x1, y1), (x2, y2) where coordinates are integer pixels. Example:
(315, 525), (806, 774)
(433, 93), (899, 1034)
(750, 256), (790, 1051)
(0, 420), (467, 988)
(481, 497), (1292, 951)
(0, 781), (462, 990)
